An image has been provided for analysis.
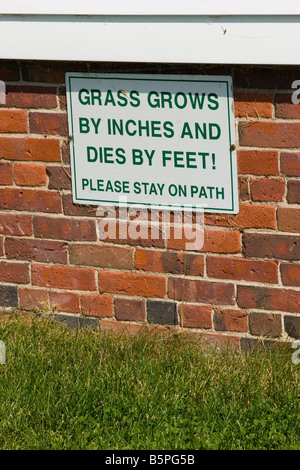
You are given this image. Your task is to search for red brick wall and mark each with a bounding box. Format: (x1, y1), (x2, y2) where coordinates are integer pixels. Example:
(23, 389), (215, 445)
(0, 61), (299, 349)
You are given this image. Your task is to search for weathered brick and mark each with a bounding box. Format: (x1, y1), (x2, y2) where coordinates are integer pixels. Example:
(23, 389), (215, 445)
(239, 121), (300, 148)
(14, 162), (47, 187)
(5, 237), (67, 264)
(3, 85), (57, 109)
(238, 176), (250, 201)
(284, 315), (300, 339)
(207, 256), (278, 283)
(275, 93), (300, 119)
(277, 207), (300, 233)
(243, 233), (300, 260)
(0, 109), (28, 133)
(0, 284), (18, 307)
(237, 285), (300, 313)
(234, 92), (273, 118)
(0, 188), (62, 213)
(47, 166), (71, 190)
(99, 271), (166, 298)
(0, 213), (32, 236)
(50, 291), (80, 313)
(54, 314), (99, 330)
(98, 220), (165, 249)
(168, 277), (235, 305)
(0, 162), (13, 185)
(33, 215), (96, 241)
(0, 236), (3, 257)
(237, 150), (279, 176)
(0, 261), (29, 283)
(280, 152), (300, 176)
(62, 193), (98, 217)
(178, 304), (212, 329)
(32, 265), (97, 291)
(29, 112), (68, 136)
(205, 204), (276, 229)
(167, 227), (241, 253)
(0, 137), (61, 162)
(69, 243), (133, 270)
(249, 311), (282, 337)
(19, 287), (48, 311)
(281, 264), (300, 287)
(214, 308), (248, 333)
(135, 249), (204, 276)
(99, 319), (144, 335)
(81, 293), (113, 317)
(147, 300), (178, 325)
(0, 67), (20, 82)
(114, 298), (146, 322)
(23, 66), (66, 84)
(250, 177), (285, 202)
(287, 180), (300, 204)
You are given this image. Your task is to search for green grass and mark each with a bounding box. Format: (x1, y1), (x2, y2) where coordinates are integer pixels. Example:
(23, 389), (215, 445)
(0, 313), (299, 450)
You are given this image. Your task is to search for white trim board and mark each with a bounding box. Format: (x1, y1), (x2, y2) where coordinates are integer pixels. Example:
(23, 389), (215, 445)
(0, 11), (300, 64)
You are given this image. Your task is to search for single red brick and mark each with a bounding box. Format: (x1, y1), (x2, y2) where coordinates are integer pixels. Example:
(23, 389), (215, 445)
(275, 93), (300, 119)
(234, 92), (273, 118)
(237, 150), (279, 175)
(4, 85), (57, 109)
(47, 166), (71, 190)
(178, 304), (212, 329)
(0, 188), (62, 213)
(69, 243), (133, 270)
(0, 261), (29, 283)
(14, 162), (47, 187)
(243, 233), (300, 260)
(249, 311), (282, 337)
(33, 215), (96, 241)
(32, 265), (97, 291)
(50, 291), (80, 313)
(19, 287), (49, 311)
(205, 204), (276, 229)
(114, 298), (146, 322)
(99, 271), (166, 298)
(81, 293), (113, 317)
(250, 177), (286, 202)
(280, 152), (300, 176)
(0, 109), (28, 133)
(168, 277), (235, 305)
(277, 207), (300, 233)
(29, 112), (68, 136)
(214, 308), (248, 333)
(202, 229), (241, 253)
(239, 121), (300, 148)
(0, 213), (32, 236)
(207, 256), (278, 284)
(281, 264), (300, 287)
(237, 285), (300, 313)
(0, 162), (13, 185)
(287, 180), (300, 204)
(5, 237), (67, 264)
(0, 137), (61, 162)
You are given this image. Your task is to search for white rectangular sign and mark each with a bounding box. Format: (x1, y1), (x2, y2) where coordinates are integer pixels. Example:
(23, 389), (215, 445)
(66, 73), (238, 213)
